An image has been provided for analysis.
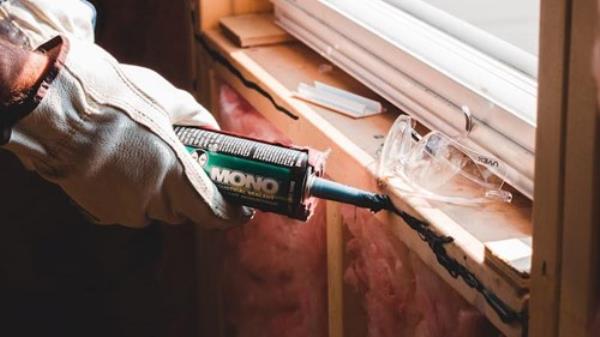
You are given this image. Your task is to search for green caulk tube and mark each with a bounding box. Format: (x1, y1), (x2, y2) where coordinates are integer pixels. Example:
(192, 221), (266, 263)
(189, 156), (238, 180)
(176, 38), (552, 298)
(174, 125), (394, 220)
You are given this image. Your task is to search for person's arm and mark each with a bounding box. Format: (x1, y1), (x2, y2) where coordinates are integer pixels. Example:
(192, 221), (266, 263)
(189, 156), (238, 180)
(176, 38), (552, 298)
(0, 38), (49, 143)
(0, 2), (252, 228)
(0, 38), (47, 104)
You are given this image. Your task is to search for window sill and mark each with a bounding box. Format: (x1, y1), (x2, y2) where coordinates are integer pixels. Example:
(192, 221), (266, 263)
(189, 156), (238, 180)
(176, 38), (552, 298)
(201, 27), (531, 337)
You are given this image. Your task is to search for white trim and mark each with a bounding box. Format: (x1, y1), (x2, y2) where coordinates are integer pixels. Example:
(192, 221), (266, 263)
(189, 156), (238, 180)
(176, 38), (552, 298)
(385, 0), (538, 78)
(273, 0), (535, 199)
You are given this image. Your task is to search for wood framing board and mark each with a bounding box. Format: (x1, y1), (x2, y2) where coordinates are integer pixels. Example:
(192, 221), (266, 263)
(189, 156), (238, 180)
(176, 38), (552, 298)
(557, 0), (600, 335)
(341, 209), (369, 337)
(202, 29), (531, 337)
(326, 201), (344, 337)
(195, 228), (227, 337)
(220, 13), (293, 48)
(197, 0), (273, 33)
(194, 72), (227, 337)
(194, 42), (213, 107)
(528, 0), (570, 335)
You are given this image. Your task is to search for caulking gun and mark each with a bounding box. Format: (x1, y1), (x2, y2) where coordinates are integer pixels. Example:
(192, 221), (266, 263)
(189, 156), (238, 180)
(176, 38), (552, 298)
(174, 126), (522, 322)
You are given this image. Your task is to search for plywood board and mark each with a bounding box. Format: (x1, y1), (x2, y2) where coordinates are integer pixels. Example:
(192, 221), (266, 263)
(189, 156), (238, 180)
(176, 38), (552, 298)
(220, 13), (293, 47)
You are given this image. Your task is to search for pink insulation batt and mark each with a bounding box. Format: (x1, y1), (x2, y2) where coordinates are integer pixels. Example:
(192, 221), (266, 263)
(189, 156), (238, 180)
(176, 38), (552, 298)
(343, 205), (500, 337)
(218, 84), (328, 337)
(216, 84), (499, 337)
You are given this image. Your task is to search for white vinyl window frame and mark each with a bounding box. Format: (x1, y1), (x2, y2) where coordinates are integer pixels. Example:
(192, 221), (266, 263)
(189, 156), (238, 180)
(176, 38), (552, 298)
(273, 0), (536, 199)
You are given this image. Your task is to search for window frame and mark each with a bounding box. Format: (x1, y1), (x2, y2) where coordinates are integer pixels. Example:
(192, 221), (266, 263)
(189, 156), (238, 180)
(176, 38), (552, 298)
(383, 0), (540, 78)
(272, 0), (536, 199)
(192, 1), (600, 337)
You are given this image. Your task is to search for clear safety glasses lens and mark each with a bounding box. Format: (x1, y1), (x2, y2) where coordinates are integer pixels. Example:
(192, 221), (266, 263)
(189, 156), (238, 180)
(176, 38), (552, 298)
(379, 115), (512, 205)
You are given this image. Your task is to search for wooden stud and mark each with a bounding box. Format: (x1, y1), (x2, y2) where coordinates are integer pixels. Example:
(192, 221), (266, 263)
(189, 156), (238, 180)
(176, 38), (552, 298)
(529, 0), (571, 335)
(187, 0), (199, 92)
(194, 42), (213, 107)
(208, 68), (222, 122)
(557, 0), (600, 335)
(326, 201), (345, 337)
(198, 0), (232, 32)
(194, 72), (227, 337)
(232, 0), (273, 15)
(194, 228), (226, 337)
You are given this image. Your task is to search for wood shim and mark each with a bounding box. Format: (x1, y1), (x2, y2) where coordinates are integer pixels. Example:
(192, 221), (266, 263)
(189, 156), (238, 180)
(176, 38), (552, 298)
(220, 13), (294, 48)
(485, 238), (531, 289)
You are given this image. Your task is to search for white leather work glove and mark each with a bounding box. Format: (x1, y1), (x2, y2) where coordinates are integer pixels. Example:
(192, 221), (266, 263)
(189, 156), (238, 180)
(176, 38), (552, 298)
(0, 1), (253, 228)
(3, 36), (253, 228)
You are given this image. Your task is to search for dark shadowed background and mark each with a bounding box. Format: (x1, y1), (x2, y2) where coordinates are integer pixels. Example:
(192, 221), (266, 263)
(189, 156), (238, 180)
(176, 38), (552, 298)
(0, 1), (198, 337)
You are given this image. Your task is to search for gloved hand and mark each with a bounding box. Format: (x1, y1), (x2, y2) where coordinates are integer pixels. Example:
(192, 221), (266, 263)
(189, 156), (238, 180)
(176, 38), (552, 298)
(3, 35), (253, 228)
(0, 0), (253, 228)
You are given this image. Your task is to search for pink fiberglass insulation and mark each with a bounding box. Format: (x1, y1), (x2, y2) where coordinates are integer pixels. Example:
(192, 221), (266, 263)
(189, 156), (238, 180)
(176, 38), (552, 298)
(217, 83), (498, 337)
(218, 84), (328, 337)
(343, 205), (501, 337)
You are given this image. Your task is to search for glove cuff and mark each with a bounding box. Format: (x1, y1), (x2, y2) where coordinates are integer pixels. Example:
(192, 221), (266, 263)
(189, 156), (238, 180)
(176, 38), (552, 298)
(0, 36), (68, 144)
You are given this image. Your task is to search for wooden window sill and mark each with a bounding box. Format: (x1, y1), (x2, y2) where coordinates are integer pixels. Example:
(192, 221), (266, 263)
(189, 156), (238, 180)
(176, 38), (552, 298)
(200, 27), (532, 337)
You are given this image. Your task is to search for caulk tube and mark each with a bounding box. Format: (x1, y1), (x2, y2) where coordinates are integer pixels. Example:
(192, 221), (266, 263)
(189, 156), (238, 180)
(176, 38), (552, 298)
(175, 125), (392, 218)
(174, 125), (319, 221)
(307, 176), (392, 212)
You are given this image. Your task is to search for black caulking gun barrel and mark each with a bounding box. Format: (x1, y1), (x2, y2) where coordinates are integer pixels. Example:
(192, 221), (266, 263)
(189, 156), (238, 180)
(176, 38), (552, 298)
(175, 126), (393, 221)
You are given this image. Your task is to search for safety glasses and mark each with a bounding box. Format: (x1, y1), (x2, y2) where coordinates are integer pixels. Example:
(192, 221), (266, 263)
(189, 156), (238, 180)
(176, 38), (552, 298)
(378, 115), (512, 205)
